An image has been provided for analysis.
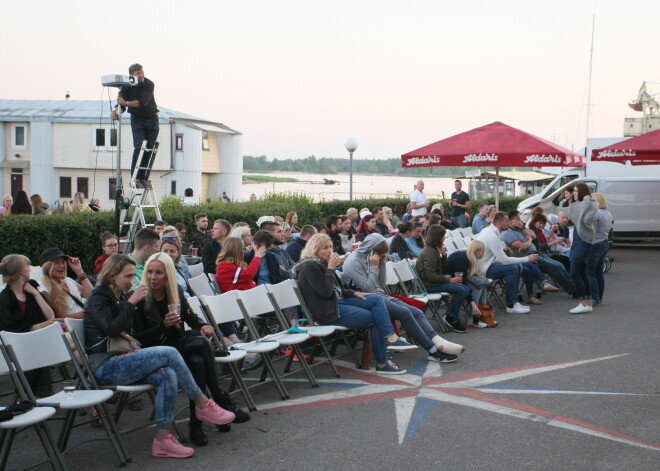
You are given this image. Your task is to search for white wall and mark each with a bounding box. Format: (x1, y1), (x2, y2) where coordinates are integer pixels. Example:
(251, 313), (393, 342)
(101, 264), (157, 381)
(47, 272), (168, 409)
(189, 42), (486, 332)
(210, 133), (242, 201)
(168, 122), (202, 198)
(30, 119), (55, 203)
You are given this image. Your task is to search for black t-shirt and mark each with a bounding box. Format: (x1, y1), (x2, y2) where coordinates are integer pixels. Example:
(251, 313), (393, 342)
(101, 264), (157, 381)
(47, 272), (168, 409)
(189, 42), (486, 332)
(119, 78), (159, 119)
(450, 191), (470, 217)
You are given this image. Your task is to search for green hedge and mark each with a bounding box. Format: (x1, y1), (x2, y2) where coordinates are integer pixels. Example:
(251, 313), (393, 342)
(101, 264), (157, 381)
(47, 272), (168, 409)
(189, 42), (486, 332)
(0, 194), (526, 273)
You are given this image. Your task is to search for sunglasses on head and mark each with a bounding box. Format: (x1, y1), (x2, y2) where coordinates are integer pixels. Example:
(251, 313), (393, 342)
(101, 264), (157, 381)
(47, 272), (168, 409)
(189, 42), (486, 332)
(162, 237), (179, 242)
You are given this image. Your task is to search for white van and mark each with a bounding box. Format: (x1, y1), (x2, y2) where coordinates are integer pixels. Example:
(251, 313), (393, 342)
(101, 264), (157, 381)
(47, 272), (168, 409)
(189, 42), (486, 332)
(519, 177), (660, 242)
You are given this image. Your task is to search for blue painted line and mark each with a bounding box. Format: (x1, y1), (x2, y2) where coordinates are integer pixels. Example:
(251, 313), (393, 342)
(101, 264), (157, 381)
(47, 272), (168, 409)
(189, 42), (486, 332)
(404, 397), (437, 442)
(407, 358), (430, 377)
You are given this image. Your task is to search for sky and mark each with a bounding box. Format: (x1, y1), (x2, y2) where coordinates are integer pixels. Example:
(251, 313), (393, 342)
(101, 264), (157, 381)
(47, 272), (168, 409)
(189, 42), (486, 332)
(3, 0), (659, 160)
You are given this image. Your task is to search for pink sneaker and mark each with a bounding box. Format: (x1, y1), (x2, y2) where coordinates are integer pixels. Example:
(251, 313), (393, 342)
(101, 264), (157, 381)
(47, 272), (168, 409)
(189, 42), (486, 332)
(152, 434), (194, 458)
(195, 399), (235, 425)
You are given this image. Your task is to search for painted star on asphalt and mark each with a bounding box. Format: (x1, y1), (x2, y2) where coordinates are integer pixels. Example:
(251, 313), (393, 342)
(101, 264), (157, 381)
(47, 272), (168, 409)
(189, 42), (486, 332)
(256, 354), (660, 451)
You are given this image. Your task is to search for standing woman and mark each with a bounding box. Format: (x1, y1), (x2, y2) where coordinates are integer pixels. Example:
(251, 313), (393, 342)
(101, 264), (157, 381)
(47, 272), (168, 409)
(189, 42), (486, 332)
(10, 190), (32, 215)
(586, 193), (613, 306)
(84, 254), (235, 459)
(567, 183), (598, 314)
(95, 232), (120, 274)
(0, 194), (12, 215)
(134, 253), (250, 447)
(39, 248), (94, 319)
(71, 192), (91, 213)
(285, 211), (301, 233)
(416, 225), (469, 332)
(30, 194), (50, 215)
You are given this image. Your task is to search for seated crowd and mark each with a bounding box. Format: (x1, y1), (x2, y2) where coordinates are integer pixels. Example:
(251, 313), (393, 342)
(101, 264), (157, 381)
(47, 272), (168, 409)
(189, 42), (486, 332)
(0, 188), (613, 461)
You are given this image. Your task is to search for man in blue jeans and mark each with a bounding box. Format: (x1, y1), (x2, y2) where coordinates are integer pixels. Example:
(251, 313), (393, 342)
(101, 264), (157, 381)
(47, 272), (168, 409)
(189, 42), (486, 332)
(111, 63), (159, 188)
(477, 211), (540, 314)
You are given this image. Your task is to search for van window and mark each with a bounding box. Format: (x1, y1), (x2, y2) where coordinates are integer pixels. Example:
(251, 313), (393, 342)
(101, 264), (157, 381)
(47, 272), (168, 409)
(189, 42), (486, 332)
(544, 174), (580, 197)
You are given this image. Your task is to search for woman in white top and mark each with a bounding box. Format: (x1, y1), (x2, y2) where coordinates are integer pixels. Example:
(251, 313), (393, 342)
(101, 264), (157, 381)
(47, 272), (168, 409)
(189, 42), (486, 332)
(338, 215), (356, 253)
(38, 248), (93, 319)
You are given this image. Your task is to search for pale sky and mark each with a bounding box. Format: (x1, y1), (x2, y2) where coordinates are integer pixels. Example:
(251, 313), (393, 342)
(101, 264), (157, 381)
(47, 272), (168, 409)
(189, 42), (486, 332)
(3, 0), (659, 159)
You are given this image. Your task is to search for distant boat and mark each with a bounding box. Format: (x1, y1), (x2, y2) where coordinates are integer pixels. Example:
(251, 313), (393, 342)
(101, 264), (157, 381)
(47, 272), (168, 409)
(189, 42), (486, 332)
(323, 178), (338, 185)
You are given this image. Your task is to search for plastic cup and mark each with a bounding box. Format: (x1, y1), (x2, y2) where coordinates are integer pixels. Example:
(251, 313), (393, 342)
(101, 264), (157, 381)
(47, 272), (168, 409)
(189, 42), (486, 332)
(191, 247), (199, 256)
(454, 272), (463, 283)
(168, 304), (180, 314)
(63, 380), (76, 398)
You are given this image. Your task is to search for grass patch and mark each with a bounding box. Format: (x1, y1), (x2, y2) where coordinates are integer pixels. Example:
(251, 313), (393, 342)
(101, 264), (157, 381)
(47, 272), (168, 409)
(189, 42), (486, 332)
(243, 175), (298, 183)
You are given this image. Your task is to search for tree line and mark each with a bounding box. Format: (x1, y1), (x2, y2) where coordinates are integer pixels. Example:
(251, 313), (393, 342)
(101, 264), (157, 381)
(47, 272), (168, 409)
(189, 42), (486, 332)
(243, 155), (514, 177)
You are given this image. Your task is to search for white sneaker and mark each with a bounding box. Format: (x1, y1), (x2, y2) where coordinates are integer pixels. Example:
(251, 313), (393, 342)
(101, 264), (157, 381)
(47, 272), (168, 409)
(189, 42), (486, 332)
(506, 303), (530, 314)
(569, 303), (593, 314)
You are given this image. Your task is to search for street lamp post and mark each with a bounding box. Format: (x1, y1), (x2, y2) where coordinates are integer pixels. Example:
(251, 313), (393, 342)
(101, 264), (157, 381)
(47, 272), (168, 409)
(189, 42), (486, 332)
(344, 137), (358, 200)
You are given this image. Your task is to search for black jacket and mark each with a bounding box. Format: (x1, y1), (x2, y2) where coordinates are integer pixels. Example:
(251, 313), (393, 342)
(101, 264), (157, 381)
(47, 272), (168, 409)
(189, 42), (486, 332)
(0, 281), (47, 333)
(202, 240), (222, 274)
(133, 287), (206, 347)
(286, 237), (307, 263)
(389, 234), (413, 260)
(293, 259), (355, 325)
(328, 230), (346, 255)
(83, 281), (138, 370)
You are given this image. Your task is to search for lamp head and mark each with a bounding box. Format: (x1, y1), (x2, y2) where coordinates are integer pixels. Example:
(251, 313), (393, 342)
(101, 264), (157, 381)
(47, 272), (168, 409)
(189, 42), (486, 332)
(344, 137), (358, 153)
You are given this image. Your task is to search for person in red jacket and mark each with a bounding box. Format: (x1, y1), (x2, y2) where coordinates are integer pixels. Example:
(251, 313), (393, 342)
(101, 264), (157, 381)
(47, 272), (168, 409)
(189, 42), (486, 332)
(216, 237), (267, 292)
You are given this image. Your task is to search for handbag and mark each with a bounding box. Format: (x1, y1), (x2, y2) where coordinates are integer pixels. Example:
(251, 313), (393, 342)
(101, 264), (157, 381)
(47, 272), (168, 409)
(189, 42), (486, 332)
(107, 332), (142, 354)
(479, 304), (497, 327)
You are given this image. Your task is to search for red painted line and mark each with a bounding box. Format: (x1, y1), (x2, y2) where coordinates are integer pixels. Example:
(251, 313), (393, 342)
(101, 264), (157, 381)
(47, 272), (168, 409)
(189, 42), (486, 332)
(434, 387), (660, 450)
(423, 354), (624, 387)
(254, 388), (419, 414)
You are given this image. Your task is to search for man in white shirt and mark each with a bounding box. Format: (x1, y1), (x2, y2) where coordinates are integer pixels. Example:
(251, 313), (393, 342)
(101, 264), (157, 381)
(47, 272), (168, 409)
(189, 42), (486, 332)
(476, 211), (540, 314)
(410, 180), (429, 216)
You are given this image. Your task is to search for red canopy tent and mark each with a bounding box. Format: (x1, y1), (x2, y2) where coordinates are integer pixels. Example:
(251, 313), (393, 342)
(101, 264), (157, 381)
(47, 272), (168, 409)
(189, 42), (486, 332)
(591, 129), (660, 166)
(401, 121), (586, 207)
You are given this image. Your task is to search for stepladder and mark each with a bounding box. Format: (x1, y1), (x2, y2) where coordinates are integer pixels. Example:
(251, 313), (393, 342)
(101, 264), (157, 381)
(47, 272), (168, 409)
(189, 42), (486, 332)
(118, 141), (161, 254)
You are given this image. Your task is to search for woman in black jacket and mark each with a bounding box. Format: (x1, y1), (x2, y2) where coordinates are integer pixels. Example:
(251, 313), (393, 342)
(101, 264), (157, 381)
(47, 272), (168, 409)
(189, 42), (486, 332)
(389, 221), (414, 260)
(134, 253), (250, 446)
(83, 254), (235, 459)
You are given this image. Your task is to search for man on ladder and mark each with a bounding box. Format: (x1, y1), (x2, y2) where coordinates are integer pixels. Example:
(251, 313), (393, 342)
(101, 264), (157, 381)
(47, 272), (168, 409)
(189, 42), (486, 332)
(111, 63), (159, 188)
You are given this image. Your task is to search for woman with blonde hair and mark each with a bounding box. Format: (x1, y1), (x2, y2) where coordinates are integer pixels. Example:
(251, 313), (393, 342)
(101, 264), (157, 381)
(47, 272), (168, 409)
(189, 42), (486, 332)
(39, 248), (93, 319)
(215, 237), (266, 293)
(160, 238), (191, 296)
(381, 206), (395, 232)
(84, 254), (237, 458)
(0, 194), (12, 215)
(448, 240), (490, 327)
(586, 193), (613, 306)
(229, 226), (253, 251)
(71, 192), (91, 213)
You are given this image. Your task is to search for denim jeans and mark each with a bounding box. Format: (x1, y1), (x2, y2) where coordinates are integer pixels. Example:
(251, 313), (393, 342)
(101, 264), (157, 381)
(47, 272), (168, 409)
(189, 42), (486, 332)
(521, 262), (546, 296)
(94, 346), (202, 429)
(538, 255), (575, 294)
(465, 281), (488, 304)
(586, 240), (608, 303)
(130, 115), (159, 179)
(570, 232), (593, 300)
(424, 282), (469, 322)
(337, 295), (394, 364)
(450, 214), (468, 228)
(382, 296), (436, 352)
(486, 262), (522, 306)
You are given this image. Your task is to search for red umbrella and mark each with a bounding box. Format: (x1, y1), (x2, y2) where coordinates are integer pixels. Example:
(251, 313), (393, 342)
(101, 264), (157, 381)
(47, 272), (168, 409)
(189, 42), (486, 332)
(591, 129), (660, 165)
(401, 121), (586, 206)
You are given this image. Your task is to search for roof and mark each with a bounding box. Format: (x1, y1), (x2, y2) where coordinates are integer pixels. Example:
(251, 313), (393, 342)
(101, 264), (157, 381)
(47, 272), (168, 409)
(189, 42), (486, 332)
(0, 99), (239, 134)
(459, 170), (555, 182)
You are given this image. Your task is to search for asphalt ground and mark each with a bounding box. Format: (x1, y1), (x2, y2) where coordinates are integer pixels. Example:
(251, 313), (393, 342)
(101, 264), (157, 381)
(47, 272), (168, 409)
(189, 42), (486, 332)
(3, 246), (659, 471)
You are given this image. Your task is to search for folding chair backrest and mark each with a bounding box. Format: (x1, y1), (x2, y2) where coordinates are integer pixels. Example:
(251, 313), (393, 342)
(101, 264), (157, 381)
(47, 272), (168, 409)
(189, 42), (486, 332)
(460, 227), (473, 238)
(201, 291), (244, 323)
(65, 318), (85, 345)
(265, 279), (300, 310)
(0, 344), (9, 376)
(187, 263), (204, 278)
(235, 285), (275, 318)
(189, 274), (216, 297)
(393, 259), (416, 283)
(0, 322), (69, 371)
(206, 273), (221, 294)
(453, 238), (467, 250)
(30, 265), (43, 282)
(187, 296), (206, 321)
(385, 261), (400, 286)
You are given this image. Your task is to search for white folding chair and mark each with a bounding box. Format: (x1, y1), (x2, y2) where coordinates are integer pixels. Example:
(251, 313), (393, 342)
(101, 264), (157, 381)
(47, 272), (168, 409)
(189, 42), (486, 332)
(64, 318), (158, 431)
(266, 280), (342, 376)
(0, 344), (67, 471)
(453, 237), (468, 250)
(392, 260), (449, 331)
(187, 263), (204, 278)
(187, 297), (256, 411)
(0, 323), (129, 466)
(459, 227), (473, 238)
(188, 274), (217, 297)
(201, 292), (289, 401)
(235, 286), (318, 388)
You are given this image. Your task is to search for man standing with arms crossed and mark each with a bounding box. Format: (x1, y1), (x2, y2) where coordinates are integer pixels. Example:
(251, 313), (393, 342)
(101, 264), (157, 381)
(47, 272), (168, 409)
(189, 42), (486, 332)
(410, 180), (430, 217)
(111, 63), (159, 188)
(450, 180), (471, 228)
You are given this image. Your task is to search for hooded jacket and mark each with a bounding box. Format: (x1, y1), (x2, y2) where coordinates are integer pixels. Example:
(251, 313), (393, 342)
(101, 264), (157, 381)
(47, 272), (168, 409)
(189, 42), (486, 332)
(342, 233), (387, 294)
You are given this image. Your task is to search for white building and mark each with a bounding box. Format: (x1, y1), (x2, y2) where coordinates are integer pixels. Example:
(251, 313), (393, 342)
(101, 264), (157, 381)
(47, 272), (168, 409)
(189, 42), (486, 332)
(0, 100), (243, 209)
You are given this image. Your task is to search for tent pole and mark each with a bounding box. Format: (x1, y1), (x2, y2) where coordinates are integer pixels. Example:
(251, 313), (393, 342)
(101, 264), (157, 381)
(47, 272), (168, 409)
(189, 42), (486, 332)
(495, 166), (500, 208)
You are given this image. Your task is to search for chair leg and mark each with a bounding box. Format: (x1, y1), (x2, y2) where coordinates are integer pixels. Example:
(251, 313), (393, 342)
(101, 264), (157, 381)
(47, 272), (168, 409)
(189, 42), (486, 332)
(316, 338), (341, 378)
(227, 362), (257, 412)
(261, 353), (290, 400)
(291, 344), (319, 388)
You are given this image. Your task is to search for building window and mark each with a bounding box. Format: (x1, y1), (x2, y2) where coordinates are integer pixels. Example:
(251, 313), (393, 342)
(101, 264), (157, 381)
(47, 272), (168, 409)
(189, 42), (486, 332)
(12, 124), (27, 148)
(60, 177), (72, 198)
(109, 178), (117, 199)
(77, 177), (89, 198)
(175, 134), (183, 150)
(202, 131), (209, 150)
(94, 127), (118, 149)
(171, 180), (177, 195)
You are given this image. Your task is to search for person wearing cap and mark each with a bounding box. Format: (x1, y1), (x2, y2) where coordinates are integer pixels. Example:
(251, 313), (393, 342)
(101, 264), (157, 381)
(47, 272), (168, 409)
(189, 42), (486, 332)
(38, 248), (93, 319)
